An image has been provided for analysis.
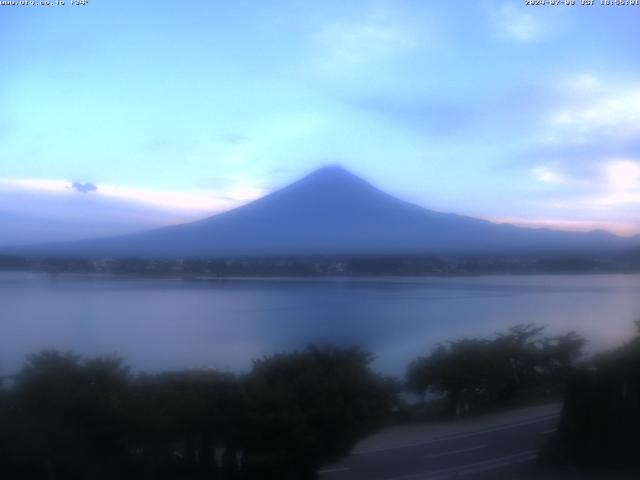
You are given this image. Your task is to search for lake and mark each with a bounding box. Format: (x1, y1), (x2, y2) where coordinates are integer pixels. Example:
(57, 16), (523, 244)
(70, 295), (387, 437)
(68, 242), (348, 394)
(1, 272), (639, 377)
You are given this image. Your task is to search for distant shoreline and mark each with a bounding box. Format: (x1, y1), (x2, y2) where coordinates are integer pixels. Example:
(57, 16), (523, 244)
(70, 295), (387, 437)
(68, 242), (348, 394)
(2, 250), (639, 279)
(1, 268), (639, 282)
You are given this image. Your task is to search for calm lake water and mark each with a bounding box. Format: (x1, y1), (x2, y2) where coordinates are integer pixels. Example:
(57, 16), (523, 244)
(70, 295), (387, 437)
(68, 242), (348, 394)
(1, 272), (640, 377)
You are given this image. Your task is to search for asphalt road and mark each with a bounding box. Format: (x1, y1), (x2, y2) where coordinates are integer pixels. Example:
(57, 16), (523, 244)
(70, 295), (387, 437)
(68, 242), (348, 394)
(318, 404), (561, 480)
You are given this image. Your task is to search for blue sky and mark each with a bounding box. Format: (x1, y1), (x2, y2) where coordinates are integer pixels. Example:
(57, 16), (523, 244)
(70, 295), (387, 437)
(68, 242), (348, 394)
(1, 0), (639, 244)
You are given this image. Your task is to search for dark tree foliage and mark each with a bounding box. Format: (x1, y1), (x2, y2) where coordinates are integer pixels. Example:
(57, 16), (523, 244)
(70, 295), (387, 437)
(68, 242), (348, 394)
(126, 369), (244, 479)
(242, 346), (392, 479)
(406, 324), (585, 416)
(0, 346), (392, 480)
(1, 351), (132, 479)
(554, 321), (640, 469)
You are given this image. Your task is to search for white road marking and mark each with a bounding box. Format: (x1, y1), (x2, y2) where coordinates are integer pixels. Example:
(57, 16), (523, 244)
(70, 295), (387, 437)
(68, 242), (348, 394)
(423, 444), (487, 460)
(318, 466), (351, 474)
(454, 450), (538, 478)
(355, 413), (559, 455)
(382, 450), (538, 480)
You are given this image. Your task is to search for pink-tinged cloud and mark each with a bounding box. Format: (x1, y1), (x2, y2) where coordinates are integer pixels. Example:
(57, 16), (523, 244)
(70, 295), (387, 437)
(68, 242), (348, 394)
(489, 216), (640, 237)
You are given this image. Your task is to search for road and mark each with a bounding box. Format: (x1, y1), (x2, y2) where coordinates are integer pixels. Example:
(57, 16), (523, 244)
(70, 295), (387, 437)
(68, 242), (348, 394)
(318, 404), (561, 480)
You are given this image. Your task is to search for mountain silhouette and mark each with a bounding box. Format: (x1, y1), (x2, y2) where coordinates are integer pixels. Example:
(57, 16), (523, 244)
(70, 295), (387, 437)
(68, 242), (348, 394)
(8, 166), (638, 258)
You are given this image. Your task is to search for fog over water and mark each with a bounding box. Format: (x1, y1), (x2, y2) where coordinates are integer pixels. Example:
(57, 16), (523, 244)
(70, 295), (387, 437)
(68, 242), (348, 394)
(1, 272), (639, 377)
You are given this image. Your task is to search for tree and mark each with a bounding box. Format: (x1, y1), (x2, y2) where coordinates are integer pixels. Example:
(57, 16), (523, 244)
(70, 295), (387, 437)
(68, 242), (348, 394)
(554, 320), (640, 469)
(5, 351), (132, 479)
(406, 325), (586, 417)
(128, 369), (244, 479)
(242, 346), (393, 479)
(0, 346), (392, 479)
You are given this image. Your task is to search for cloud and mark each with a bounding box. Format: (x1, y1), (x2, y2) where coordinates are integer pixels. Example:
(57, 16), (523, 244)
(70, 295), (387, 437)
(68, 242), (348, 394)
(489, 216), (638, 236)
(504, 73), (640, 235)
(0, 177), (264, 212)
(519, 74), (640, 194)
(96, 184), (261, 211)
(526, 158), (640, 212)
(495, 157), (640, 235)
(71, 182), (98, 193)
(313, 7), (429, 77)
(545, 75), (640, 146)
(143, 137), (185, 153)
(530, 166), (565, 184)
(564, 73), (603, 95)
(0, 177), (267, 246)
(0, 189), (206, 247)
(345, 79), (562, 141)
(520, 158), (640, 232)
(586, 159), (640, 207)
(217, 133), (249, 145)
(0, 178), (68, 193)
(348, 94), (473, 136)
(606, 160), (640, 192)
(492, 4), (544, 43)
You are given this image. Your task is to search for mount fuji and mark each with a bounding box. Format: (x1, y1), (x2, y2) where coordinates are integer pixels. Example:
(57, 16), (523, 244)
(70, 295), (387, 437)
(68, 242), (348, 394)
(7, 166), (638, 259)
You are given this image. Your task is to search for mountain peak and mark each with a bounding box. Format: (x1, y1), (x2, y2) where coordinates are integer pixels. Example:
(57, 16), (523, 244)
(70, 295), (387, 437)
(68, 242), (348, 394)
(290, 165), (376, 193)
(302, 165), (360, 182)
(311, 164), (352, 175)
(260, 165), (393, 212)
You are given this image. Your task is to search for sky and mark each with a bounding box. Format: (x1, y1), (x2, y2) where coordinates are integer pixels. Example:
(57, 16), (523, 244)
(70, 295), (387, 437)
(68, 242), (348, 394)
(1, 0), (640, 245)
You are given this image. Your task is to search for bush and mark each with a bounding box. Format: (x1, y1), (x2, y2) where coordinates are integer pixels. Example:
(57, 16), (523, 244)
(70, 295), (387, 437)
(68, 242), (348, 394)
(406, 324), (585, 417)
(555, 322), (640, 469)
(0, 346), (393, 480)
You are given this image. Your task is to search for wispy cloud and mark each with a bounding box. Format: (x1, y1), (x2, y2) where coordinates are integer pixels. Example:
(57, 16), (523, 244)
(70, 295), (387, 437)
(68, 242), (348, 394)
(313, 6), (430, 78)
(519, 157), (640, 234)
(523, 74), (640, 192)
(587, 159), (640, 207)
(545, 75), (640, 146)
(496, 72), (640, 234)
(606, 159), (640, 192)
(492, 4), (544, 43)
(217, 133), (249, 145)
(0, 177), (268, 245)
(489, 216), (638, 236)
(530, 166), (565, 184)
(0, 178), (264, 212)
